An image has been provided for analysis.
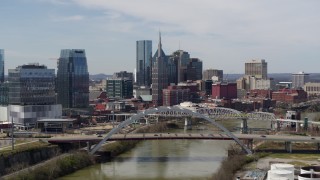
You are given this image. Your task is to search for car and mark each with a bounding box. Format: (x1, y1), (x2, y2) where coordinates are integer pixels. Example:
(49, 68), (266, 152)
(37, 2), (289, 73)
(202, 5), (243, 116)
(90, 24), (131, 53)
(261, 135), (266, 138)
(311, 137), (315, 140)
(97, 134), (103, 137)
(154, 134), (158, 136)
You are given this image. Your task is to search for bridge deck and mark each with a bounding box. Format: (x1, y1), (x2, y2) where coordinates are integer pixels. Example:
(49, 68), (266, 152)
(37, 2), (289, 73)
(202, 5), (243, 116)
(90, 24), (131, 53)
(47, 133), (320, 144)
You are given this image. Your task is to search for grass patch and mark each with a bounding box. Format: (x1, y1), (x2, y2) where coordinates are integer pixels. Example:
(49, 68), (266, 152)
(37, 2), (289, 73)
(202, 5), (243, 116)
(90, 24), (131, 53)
(212, 144), (269, 180)
(0, 141), (54, 157)
(287, 161), (310, 167)
(256, 141), (317, 150)
(268, 153), (320, 161)
(7, 152), (94, 180)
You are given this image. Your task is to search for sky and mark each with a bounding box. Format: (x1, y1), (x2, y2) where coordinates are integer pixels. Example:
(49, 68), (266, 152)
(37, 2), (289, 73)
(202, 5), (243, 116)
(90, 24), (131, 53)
(1, 0), (320, 75)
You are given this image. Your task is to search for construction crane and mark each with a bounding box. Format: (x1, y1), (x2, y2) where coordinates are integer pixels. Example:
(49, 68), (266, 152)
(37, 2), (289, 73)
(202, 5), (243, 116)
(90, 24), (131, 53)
(48, 58), (61, 67)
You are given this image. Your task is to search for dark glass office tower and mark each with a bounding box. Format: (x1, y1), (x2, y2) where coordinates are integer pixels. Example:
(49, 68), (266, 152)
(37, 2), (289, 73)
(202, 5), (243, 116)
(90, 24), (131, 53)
(57, 49), (89, 108)
(0, 49), (4, 83)
(136, 40), (152, 86)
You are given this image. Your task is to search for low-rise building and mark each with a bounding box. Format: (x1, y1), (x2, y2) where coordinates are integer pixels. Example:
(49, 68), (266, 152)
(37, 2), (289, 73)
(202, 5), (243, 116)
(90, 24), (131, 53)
(304, 82), (320, 96)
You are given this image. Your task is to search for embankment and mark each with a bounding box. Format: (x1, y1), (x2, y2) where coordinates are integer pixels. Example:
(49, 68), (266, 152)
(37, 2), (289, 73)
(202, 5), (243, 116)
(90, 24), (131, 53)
(3, 122), (171, 180)
(0, 141), (60, 177)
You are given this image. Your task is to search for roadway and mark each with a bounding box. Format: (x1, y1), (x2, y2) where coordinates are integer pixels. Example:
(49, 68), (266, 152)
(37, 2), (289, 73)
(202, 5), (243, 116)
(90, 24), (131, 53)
(47, 133), (320, 144)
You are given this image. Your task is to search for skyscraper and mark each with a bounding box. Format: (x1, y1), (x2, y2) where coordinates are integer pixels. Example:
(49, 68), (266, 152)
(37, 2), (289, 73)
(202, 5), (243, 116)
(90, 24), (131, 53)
(136, 40), (152, 86)
(0, 49), (4, 83)
(171, 50), (190, 83)
(187, 58), (203, 81)
(245, 59), (267, 79)
(57, 49), (89, 108)
(152, 32), (168, 106)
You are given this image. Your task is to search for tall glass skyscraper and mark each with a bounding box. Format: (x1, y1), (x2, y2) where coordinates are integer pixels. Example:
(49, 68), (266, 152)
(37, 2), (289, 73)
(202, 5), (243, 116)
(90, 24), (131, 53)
(0, 49), (4, 83)
(57, 49), (89, 108)
(136, 40), (152, 86)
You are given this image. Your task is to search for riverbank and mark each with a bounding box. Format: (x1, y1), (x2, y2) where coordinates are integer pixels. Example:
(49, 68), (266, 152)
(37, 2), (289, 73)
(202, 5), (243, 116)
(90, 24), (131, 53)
(227, 141), (320, 180)
(3, 123), (171, 180)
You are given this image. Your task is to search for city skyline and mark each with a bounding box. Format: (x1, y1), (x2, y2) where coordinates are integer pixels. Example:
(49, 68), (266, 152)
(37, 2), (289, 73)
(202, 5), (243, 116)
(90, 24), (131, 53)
(1, 1), (320, 74)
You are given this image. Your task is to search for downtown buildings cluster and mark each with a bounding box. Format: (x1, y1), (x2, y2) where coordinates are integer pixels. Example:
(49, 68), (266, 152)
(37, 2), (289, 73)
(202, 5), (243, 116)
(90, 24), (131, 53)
(0, 33), (319, 129)
(0, 49), (89, 129)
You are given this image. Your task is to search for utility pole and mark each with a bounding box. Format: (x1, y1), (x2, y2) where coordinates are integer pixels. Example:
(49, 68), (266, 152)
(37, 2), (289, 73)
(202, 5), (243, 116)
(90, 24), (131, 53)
(11, 117), (14, 150)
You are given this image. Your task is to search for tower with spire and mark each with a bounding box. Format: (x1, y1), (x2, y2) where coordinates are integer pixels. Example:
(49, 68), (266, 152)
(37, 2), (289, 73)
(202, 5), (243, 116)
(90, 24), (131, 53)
(152, 32), (168, 106)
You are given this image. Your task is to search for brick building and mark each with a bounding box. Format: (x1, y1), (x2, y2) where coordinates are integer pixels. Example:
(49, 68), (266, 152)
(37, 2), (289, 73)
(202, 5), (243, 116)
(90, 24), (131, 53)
(212, 82), (237, 100)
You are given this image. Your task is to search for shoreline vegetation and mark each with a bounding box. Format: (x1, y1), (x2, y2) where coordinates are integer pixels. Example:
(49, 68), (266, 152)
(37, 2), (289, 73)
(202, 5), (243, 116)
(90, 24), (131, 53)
(3, 123), (170, 180)
(211, 144), (269, 180)
(212, 140), (320, 180)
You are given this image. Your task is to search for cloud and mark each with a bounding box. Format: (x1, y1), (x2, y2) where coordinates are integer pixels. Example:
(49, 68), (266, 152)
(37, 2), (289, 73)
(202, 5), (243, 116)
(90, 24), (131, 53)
(51, 15), (85, 22)
(30, 0), (320, 73)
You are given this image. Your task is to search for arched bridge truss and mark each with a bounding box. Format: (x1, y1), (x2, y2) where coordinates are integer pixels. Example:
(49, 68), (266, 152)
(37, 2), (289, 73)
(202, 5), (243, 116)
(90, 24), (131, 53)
(89, 106), (256, 155)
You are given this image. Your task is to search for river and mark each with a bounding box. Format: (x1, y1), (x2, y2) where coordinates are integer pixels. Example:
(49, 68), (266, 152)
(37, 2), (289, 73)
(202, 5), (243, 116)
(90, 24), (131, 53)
(59, 129), (233, 180)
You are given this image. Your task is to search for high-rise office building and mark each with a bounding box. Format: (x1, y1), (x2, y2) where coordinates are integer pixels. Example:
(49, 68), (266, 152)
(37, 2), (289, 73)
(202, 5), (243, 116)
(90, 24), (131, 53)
(57, 49), (89, 108)
(136, 40), (152, 86)
(245, 59), (267, 79)
(8, 64), (56, 105)
(0, 49), (4, 83)
(171, 50), (190, 83)
(152, 33), (168, 106)
(0, 82), (8, 105)
(186, 58), (203, 81)
(7, 63), (61, 126)
(106, 78), (133, 99)
(203, 69), (223, 81)
(292, 71), (309, 89)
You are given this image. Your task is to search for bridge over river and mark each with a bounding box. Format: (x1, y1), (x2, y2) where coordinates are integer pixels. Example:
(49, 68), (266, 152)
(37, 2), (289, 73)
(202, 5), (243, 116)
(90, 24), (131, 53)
(49, 106), (320, 155)
(48, 133), (320, 153)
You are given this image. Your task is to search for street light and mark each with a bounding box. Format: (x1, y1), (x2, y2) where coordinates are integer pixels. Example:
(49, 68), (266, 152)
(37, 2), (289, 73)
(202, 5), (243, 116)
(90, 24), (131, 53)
(111, 111), (114, 128)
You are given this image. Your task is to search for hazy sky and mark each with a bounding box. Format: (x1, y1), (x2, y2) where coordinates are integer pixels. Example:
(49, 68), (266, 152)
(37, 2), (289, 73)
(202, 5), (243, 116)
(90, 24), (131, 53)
(1, 0), (320, 74)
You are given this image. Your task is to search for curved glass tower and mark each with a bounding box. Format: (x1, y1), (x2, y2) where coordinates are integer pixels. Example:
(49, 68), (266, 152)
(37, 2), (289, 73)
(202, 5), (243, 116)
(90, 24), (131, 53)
(57, 49), (89, 108)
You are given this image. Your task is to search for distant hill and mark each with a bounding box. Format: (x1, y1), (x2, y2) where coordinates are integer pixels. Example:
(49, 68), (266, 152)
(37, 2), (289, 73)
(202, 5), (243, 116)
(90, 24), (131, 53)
(89, 74), (112, 81)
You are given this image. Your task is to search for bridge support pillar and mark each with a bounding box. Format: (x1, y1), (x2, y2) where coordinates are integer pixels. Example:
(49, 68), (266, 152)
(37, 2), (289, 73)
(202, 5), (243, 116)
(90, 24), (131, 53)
(241, 118), (248, 134)
(87, 141), (91, 152)
(246, 139), (253, 151)
(285, 141), (292, 153)
(276, 121), (281, 131)
(184, 118), (192, 130)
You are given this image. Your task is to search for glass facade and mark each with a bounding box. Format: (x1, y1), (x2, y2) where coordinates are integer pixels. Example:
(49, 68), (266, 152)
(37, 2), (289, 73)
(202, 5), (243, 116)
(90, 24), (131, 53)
(0, 82), (8, 105)
(0, 49), (4, 83)
(57, 49), (89, 108)
(106, 78), (133, 99)
(8, 64), (55, 105)
(136, 40), (152, 86)
(187, 58), (203, 81)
